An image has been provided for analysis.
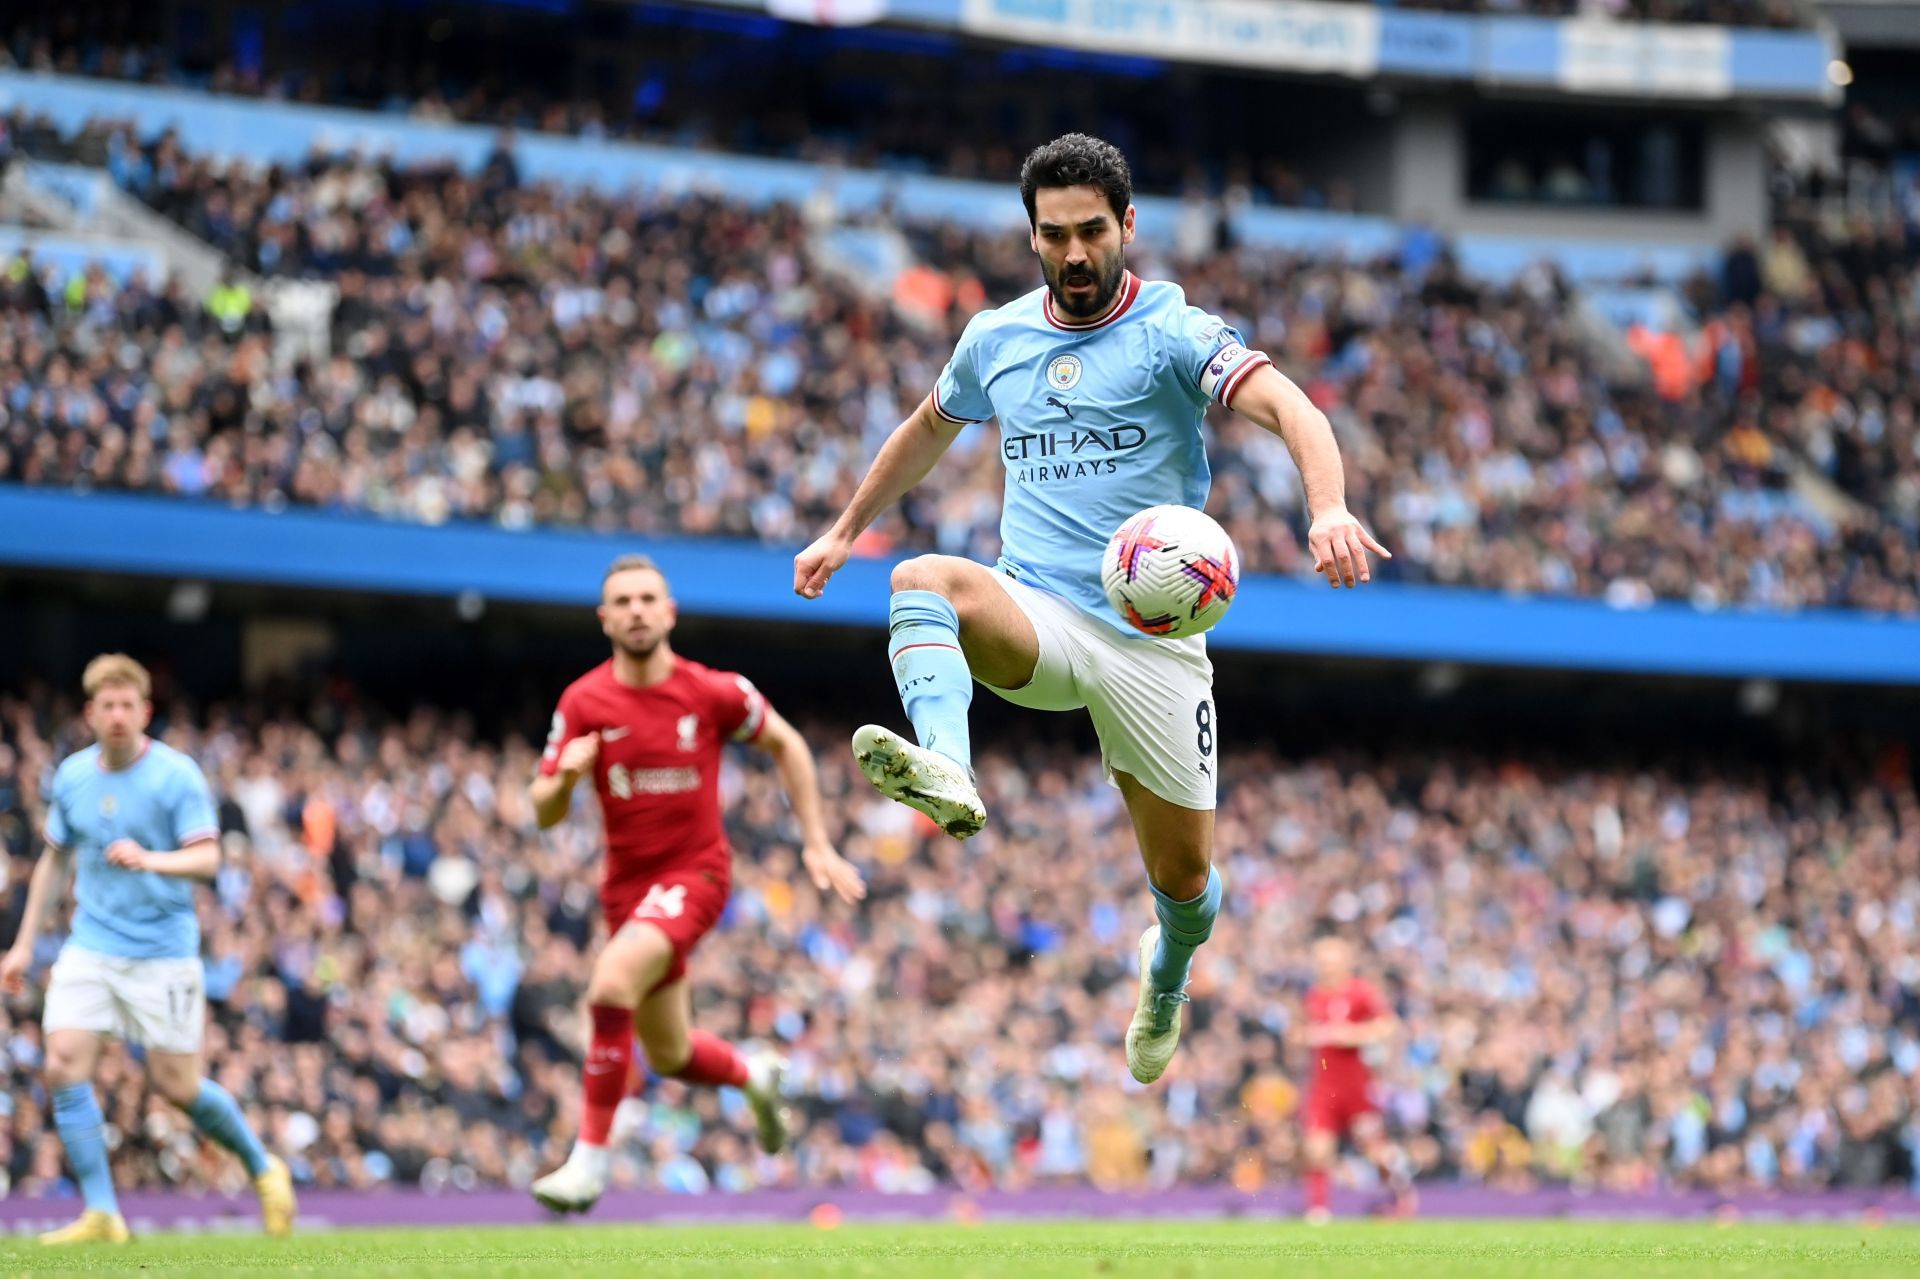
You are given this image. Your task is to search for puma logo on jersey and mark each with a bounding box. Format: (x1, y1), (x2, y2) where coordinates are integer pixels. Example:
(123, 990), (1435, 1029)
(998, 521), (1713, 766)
(1045, 395), (1074, 419)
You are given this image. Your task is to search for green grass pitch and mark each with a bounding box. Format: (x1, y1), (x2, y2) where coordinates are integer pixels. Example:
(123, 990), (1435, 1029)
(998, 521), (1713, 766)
(2, 1219), (1918, 1278)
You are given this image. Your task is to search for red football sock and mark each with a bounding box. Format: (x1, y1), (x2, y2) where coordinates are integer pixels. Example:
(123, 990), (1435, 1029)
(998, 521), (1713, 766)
(580, 1004), (634, 1145)
(1306, 1167), (1331, 1212)
(670, 1030), (749, 1088)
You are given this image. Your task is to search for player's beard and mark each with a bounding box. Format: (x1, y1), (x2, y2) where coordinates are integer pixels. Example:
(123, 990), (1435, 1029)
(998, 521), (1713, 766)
(1044, 252), (1126, 319)
(614, 634), (661, 660)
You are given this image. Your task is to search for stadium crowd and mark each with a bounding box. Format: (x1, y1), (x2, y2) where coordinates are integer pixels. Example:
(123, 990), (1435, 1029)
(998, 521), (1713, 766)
(3, 115), (1917, 615)
(0, 683), (1915, 1200)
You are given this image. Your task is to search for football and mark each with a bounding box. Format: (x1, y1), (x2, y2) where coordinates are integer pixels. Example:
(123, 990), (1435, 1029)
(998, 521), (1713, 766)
(1101, 505), (1241, 638)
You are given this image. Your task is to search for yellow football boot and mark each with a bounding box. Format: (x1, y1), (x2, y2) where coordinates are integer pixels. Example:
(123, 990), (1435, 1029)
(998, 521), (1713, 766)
(38, 1209), (130, 1245)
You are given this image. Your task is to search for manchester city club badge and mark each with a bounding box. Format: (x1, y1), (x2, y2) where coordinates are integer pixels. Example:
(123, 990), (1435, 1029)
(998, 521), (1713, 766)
(1045, 354), (1082, 392)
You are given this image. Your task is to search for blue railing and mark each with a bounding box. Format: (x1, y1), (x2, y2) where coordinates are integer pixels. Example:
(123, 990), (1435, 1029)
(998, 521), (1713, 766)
(4, 488), (1915, 684)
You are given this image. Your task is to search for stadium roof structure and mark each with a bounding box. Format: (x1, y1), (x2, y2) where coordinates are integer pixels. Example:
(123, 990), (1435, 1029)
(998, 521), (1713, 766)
(685, 0), (1841, 105)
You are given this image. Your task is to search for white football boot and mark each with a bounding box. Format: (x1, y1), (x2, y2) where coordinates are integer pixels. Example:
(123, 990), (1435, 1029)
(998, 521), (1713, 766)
(744, 1050), (791, 1155)
(531, 1143), (610, 1214)
(1124, 925), (1190, 1085)
(851, 725), (986, 839)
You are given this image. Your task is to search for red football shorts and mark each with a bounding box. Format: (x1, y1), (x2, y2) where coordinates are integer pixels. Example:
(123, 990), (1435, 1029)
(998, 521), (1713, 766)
(602, 860), (731, 994)
(1303, 1073), (1377, 1137)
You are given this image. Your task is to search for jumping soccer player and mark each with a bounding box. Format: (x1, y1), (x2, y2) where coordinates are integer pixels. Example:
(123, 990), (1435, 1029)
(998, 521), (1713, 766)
(1301, 937), (1413, 1223)
(528, 555), (866, 1214)
(793, 133), (1388, 1083)
(0, 654), (296, 1245)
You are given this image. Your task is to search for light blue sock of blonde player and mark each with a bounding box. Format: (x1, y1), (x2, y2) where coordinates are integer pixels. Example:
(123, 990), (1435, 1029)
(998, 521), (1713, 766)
(52, 1082), (120, 1215)
(187, 1079), (271, 1178)
(1149, 866), (1224, 993)
(887, 590), (973, 770)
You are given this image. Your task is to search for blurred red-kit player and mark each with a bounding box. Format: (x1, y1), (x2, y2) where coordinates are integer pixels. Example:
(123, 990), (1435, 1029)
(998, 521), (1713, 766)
(1301, 937), (1414, 1223)
(528, 554), (865, 1214)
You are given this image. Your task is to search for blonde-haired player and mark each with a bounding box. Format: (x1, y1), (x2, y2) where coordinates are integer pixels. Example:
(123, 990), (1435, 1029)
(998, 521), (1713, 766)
(1, 655), (295, 1244)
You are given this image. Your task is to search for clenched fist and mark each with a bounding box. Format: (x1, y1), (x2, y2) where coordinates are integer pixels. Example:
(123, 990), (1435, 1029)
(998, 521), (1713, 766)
(557, 732), (600, 779)
(794, 532), (853, 600)
(0, 945), (30, 996)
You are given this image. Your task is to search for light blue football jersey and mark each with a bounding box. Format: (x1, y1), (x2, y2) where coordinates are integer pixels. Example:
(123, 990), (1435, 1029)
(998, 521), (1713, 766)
(43, 740), (219, 960)
(933, 272), (1269, 634)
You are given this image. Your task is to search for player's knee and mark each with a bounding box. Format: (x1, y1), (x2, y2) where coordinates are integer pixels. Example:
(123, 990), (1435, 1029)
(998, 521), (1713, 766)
(589, 928), (670, 1005)
(1146, 847), (1211, 902)
(42, 1033), (96, 1089)
(584, 964), (641, 1008)
(43, 1054), (89, 1091)
(890, 555), (960, 600)
(152, 1069), (202, 1109)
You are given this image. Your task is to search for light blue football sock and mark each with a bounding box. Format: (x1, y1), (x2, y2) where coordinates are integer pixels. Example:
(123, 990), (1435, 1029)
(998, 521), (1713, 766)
(1149, 866), (1223, 993)
(887, 589), (973, 770)
(52, 1082), (119, 1215)
(187, 1079), (271, 1178)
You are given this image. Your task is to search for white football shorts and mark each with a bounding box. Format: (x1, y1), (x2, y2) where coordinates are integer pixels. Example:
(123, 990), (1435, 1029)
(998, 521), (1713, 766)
(43, 946), (206, 1054)
(982, 571), (1217, 811)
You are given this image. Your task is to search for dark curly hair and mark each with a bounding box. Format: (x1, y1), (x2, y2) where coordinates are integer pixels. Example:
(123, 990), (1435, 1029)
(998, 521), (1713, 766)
(1019, 133), (1133, 228)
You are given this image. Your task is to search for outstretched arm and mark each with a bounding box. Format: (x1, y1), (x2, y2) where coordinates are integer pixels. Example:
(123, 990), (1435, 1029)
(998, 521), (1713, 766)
(794, 395), (966, 599)
(1228, 363), (1390, 588)
(750, 709), (866, 903)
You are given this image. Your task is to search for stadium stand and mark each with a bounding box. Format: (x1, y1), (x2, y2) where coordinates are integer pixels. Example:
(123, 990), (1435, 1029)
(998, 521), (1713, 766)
(2, 117), (1916, 614)
(0, 685), (1914, 1198)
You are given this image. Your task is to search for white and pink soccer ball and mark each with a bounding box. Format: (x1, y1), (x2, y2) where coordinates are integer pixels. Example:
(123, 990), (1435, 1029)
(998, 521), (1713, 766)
(1101, 505), (1240, 639)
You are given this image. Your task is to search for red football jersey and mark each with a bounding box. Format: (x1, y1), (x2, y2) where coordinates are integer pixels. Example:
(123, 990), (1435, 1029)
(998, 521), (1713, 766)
(1304, 976), (1387, 1079)
(539, 657), (768, 898)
